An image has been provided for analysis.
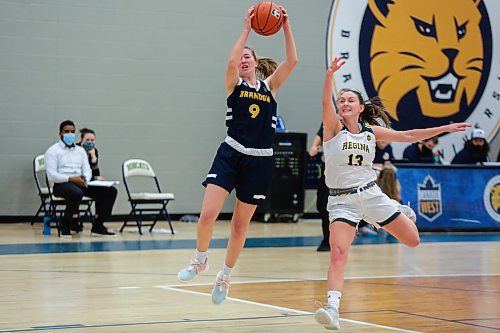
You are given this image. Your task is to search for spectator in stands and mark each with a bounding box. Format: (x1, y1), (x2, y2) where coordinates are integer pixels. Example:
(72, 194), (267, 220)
(377, 164), (401, 204)
(403, 136), (439, 163)
(451, 128), (490, 165)
(45, 120), (117, 238)
(76, 127), (118, 231)
(77, 128), (104, 181)
(373, 141), (394, 171)
(309, 123), (330, 252)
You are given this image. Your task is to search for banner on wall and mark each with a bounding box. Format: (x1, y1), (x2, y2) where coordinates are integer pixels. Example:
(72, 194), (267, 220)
(326, 0), (500, 161)
(397, 165), (500, 230)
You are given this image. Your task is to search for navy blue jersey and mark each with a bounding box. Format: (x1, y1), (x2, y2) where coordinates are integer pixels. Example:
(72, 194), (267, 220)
(226, 78), (277, 149)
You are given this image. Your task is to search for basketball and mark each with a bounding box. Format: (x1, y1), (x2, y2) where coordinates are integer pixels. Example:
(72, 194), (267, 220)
(251, 2), (284, 36)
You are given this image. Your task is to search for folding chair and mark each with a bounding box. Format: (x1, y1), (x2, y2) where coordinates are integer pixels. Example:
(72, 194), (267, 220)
(121, 159), (175, 235)
(32, 154), (50, 224)
(32, 154), (94, 236)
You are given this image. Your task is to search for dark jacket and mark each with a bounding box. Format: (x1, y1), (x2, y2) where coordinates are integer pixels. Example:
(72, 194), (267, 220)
(403, 143), (434, 163)
(374, 144), (395, 164)
(451, 141), (488, 164)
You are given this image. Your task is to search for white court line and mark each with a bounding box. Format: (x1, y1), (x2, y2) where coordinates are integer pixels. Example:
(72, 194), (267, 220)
(166, 272), (500, 288)
(156, 286), (310, 314)
(156, 285), (422, 333)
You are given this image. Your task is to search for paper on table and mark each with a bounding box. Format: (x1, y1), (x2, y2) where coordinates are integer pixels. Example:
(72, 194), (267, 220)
(87, 180), (119, 187)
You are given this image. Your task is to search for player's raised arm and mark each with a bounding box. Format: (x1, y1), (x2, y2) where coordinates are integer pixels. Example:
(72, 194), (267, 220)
(225, 7), (254, 95)
(266, 7), (298, 94)
(322, 57), (345, 142)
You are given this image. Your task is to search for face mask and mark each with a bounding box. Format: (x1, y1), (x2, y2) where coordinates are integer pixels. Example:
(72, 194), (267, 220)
(421, 145), (432, 154)
(82, 141), (95, 151)
(62, 133), (75, 146)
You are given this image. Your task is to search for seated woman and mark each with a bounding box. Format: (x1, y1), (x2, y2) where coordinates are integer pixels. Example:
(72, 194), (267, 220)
(78, 128), (103, 181)
(69, 127), (117, 234)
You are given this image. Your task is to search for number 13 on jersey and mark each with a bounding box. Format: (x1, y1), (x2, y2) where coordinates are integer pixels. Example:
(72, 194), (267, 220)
(348, 154), (363, 166)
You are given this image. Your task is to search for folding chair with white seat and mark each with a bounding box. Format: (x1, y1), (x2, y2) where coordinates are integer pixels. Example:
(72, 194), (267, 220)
(32, 154), (50, 224)
(121, 159), (175, 235)
(32, 154), (94, 236)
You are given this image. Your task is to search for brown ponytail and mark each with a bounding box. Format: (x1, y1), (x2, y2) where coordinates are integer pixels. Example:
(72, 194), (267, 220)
(256, 57), (278, 80)
(244, 46), (278, 80)
(362, 96), (391, 127)
(338, 89), (391, 127)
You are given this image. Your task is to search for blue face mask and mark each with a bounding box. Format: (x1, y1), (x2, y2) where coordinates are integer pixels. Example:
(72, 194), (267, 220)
(82, 141), (95, 151)
(62, 133), (76, 146)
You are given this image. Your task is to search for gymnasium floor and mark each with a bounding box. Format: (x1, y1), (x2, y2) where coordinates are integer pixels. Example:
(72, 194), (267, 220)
(0, 220), (498, 332)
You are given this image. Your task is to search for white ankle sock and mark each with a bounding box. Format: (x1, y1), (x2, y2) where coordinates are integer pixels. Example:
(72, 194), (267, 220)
(327, 290), (341, 309)
(195, 250), (208, 263)
(222, 264), (233, 277)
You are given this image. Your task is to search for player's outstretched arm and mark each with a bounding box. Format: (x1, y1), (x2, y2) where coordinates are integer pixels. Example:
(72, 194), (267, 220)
(267, 7), (298, 93)
(372, 123), (471, 143)
(225, 7), (254, 95)
(322, 57), (345, 142)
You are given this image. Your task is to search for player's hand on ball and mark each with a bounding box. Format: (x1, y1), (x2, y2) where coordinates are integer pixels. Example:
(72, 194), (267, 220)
(281, 6), (290, 29)
(245, 6), (255, 31)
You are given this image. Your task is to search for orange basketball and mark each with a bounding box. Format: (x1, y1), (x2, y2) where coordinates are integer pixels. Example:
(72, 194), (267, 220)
(251, 2), (284, 36)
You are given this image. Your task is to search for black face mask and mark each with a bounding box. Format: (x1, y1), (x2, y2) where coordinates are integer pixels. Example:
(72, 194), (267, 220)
(420, 144), (433, 154)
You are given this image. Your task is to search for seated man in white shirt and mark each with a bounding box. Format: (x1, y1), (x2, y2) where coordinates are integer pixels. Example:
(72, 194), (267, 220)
(45, 120), (117, 238)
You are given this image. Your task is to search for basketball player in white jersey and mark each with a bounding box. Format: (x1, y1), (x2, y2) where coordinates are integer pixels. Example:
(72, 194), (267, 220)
(315, 57), (470, 330)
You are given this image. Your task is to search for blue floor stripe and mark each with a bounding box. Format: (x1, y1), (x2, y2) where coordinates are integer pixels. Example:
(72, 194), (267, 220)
(0, 233), (498, 256)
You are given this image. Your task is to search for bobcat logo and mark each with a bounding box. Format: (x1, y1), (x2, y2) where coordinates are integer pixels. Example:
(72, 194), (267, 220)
(484, 175), (500, 222)
(364, 0), (491, 129)
(326, 0), (498, 160)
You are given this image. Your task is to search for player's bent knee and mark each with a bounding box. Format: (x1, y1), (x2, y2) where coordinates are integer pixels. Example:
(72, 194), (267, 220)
(405, 236), (420, 248)
(198, 212), (218, 226)
(231, 224), (248, 239)
(330, 245), (348, 265)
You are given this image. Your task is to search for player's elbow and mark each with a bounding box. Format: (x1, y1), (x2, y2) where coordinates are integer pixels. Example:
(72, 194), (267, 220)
(227, 58), (238, 69)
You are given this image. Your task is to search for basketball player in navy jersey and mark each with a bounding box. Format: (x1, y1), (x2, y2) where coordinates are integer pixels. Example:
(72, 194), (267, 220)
(314, 57), (470, 330)
(177, 6), (297, 304)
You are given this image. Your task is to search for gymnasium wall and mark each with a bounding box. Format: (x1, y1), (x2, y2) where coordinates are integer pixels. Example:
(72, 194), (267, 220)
(1, 0), (498, 217)
(0, 0), (330, 215)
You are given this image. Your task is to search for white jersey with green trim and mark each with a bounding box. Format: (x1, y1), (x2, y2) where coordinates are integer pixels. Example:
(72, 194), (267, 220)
(323, 123), (377, 189)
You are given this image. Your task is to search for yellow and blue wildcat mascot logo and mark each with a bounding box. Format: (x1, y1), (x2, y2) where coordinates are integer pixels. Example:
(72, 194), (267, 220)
(327, 0), (498, 158)
(361, 0), (491, 130)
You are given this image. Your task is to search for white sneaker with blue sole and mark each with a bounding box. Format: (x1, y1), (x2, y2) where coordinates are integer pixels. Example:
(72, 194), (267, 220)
(177, 258), (208, 282)
(211, 271), (230, 304)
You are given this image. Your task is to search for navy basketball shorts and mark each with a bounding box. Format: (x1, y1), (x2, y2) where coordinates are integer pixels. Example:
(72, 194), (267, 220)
(202, 142), (274, 205)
